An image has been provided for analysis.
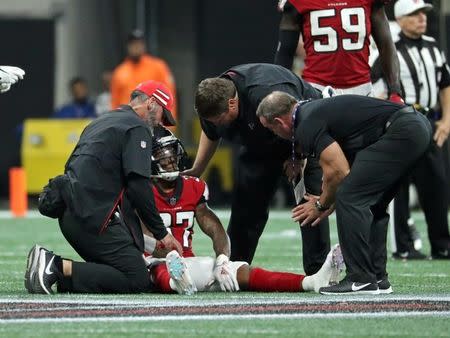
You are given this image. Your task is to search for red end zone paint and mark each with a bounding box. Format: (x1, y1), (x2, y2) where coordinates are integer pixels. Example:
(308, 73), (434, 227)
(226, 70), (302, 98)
(1, 299), (449, 320)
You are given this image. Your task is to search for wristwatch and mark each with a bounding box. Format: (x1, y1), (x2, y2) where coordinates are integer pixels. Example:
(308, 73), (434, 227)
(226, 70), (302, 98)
(315, 200), (329, 212)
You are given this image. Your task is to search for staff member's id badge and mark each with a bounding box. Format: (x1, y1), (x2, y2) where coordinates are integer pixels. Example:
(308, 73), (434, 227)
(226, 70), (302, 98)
(292, 175), (306, 204)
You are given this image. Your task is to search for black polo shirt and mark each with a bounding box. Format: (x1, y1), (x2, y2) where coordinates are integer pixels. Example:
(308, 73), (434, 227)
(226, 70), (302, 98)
(295, 95), (404, 161)
(200, 63), (321, 153)
(64, 105), (153, 232)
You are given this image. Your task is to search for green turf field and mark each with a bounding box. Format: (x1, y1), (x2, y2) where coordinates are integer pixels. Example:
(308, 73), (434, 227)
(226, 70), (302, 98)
(0, 210), (448, 337)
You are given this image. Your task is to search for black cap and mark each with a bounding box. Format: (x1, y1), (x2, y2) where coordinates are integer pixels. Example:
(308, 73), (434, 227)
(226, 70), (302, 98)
(127, 29), (145, 42)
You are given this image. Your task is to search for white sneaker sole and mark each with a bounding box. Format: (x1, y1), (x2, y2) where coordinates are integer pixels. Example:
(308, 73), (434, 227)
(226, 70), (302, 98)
(378, 286), (393, 294)
(320, 289), (381, 295)
(166, 251), (196, 295)
(24, 244), (42, 293)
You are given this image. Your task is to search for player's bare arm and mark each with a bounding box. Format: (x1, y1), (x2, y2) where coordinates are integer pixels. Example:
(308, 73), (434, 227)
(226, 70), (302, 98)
(292, 142), (349, 225)
(182, 131), (220, 177)
(371, 2), (402, 98)
(195, 202), (231, 257)
(195, 201), (238, 292)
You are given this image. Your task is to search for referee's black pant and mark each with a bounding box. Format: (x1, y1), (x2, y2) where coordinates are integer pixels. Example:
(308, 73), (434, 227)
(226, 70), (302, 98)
(335, 110), (431, 283)
(394, 122), (450, 254)
(57, 210), (151, 293)
(227, 146), (330, 275)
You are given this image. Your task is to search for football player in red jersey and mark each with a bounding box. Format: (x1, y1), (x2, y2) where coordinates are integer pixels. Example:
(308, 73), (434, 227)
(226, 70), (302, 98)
(143, 131), (344, 294)
(275, 0), (403, 103)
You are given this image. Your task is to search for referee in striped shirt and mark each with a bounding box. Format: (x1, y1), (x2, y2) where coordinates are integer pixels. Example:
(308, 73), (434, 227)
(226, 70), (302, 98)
(372, 0), (450, 260)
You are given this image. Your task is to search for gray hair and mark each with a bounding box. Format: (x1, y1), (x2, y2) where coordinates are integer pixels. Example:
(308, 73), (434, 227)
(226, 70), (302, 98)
(129, 90), (150, 104)
(256, 91), (297, 123)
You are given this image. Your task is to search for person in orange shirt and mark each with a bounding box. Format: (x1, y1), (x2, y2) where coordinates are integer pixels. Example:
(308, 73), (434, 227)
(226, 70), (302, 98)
(111, 29), (177, 122)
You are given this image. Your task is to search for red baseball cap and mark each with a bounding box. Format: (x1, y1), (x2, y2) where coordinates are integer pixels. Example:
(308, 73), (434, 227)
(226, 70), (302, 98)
(135, 80), (176, 126)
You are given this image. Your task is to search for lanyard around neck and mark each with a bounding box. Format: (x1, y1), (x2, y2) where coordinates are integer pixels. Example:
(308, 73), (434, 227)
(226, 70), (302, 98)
(291, 102), (300, 171)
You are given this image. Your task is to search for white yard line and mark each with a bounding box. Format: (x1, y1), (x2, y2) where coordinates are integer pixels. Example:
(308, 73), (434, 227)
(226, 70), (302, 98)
(0, 294), (449, 306)
(398, 273), (448, 278)
(1, 311), (449, 324)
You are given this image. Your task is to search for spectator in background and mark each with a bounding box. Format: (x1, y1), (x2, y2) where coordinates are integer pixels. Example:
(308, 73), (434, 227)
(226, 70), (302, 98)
(95, 70), (112, 116)
(111, 29), (177, 122)
(54, 77), (96, 119)
(372, 0), (450, 260)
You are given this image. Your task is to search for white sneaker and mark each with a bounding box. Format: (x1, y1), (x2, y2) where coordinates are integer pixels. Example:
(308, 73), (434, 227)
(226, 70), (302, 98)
(329, 244), (345, 285)
(166, 250), (197, 295)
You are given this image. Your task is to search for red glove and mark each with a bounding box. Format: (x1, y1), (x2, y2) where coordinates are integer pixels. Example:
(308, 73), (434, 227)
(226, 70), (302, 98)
(388, 92), (404, 104)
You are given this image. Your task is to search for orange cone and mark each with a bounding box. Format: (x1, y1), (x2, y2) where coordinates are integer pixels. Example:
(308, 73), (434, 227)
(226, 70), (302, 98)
(9, 167), (27, 217)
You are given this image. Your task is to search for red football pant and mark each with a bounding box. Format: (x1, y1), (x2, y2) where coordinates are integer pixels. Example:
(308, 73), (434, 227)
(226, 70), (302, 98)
(152, 264), (173, 293)
(248, 267), (304, 292)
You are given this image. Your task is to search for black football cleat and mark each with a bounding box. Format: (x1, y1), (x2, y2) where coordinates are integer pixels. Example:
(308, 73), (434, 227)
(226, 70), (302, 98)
(319, 278), (380, 295)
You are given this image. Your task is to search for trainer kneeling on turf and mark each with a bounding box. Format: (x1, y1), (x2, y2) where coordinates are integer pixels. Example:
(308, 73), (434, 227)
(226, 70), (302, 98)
(257, 92), (432, 295)
(25, 80), (182, 294)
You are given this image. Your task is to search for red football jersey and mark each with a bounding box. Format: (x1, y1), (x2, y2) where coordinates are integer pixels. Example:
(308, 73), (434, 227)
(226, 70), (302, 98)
(289, 0), (383, 88)
(153, 176), (209, 257)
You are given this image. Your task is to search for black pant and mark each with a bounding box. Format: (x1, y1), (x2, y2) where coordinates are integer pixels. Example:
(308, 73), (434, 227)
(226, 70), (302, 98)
(58, 210), (151, 293)
(335, 111), (431, 283)
(227, 147), (330, 275)
(394, 136), (450, 254)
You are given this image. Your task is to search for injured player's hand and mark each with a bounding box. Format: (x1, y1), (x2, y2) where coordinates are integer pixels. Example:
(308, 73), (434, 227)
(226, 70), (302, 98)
(210, 254), (239, 292)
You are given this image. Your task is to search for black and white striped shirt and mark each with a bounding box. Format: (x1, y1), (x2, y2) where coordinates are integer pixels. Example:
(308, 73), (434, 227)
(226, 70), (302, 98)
(372, 32), (450, 112)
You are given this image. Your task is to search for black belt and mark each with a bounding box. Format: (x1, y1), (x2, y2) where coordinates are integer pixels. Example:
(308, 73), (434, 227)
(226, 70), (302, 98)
(385, 106), (417, 130)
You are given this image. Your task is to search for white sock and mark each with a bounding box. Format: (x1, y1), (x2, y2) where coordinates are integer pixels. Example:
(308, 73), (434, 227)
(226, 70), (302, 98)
(301, 252), (333, 292)
(302, 275), (315, 291)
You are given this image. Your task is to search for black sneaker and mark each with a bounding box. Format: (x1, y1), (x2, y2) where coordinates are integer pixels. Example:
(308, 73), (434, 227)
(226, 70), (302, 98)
(32, 250), (60, 294)
(377, 276), (393, 294)
(24, 245), (49, 293)
(319, 278), (380, 295)
(392, 249), (427, 260)
(431, 249), (450, 260)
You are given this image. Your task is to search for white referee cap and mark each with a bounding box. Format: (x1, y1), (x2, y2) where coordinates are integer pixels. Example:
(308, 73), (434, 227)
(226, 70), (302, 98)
(394, 0), (433, 19)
